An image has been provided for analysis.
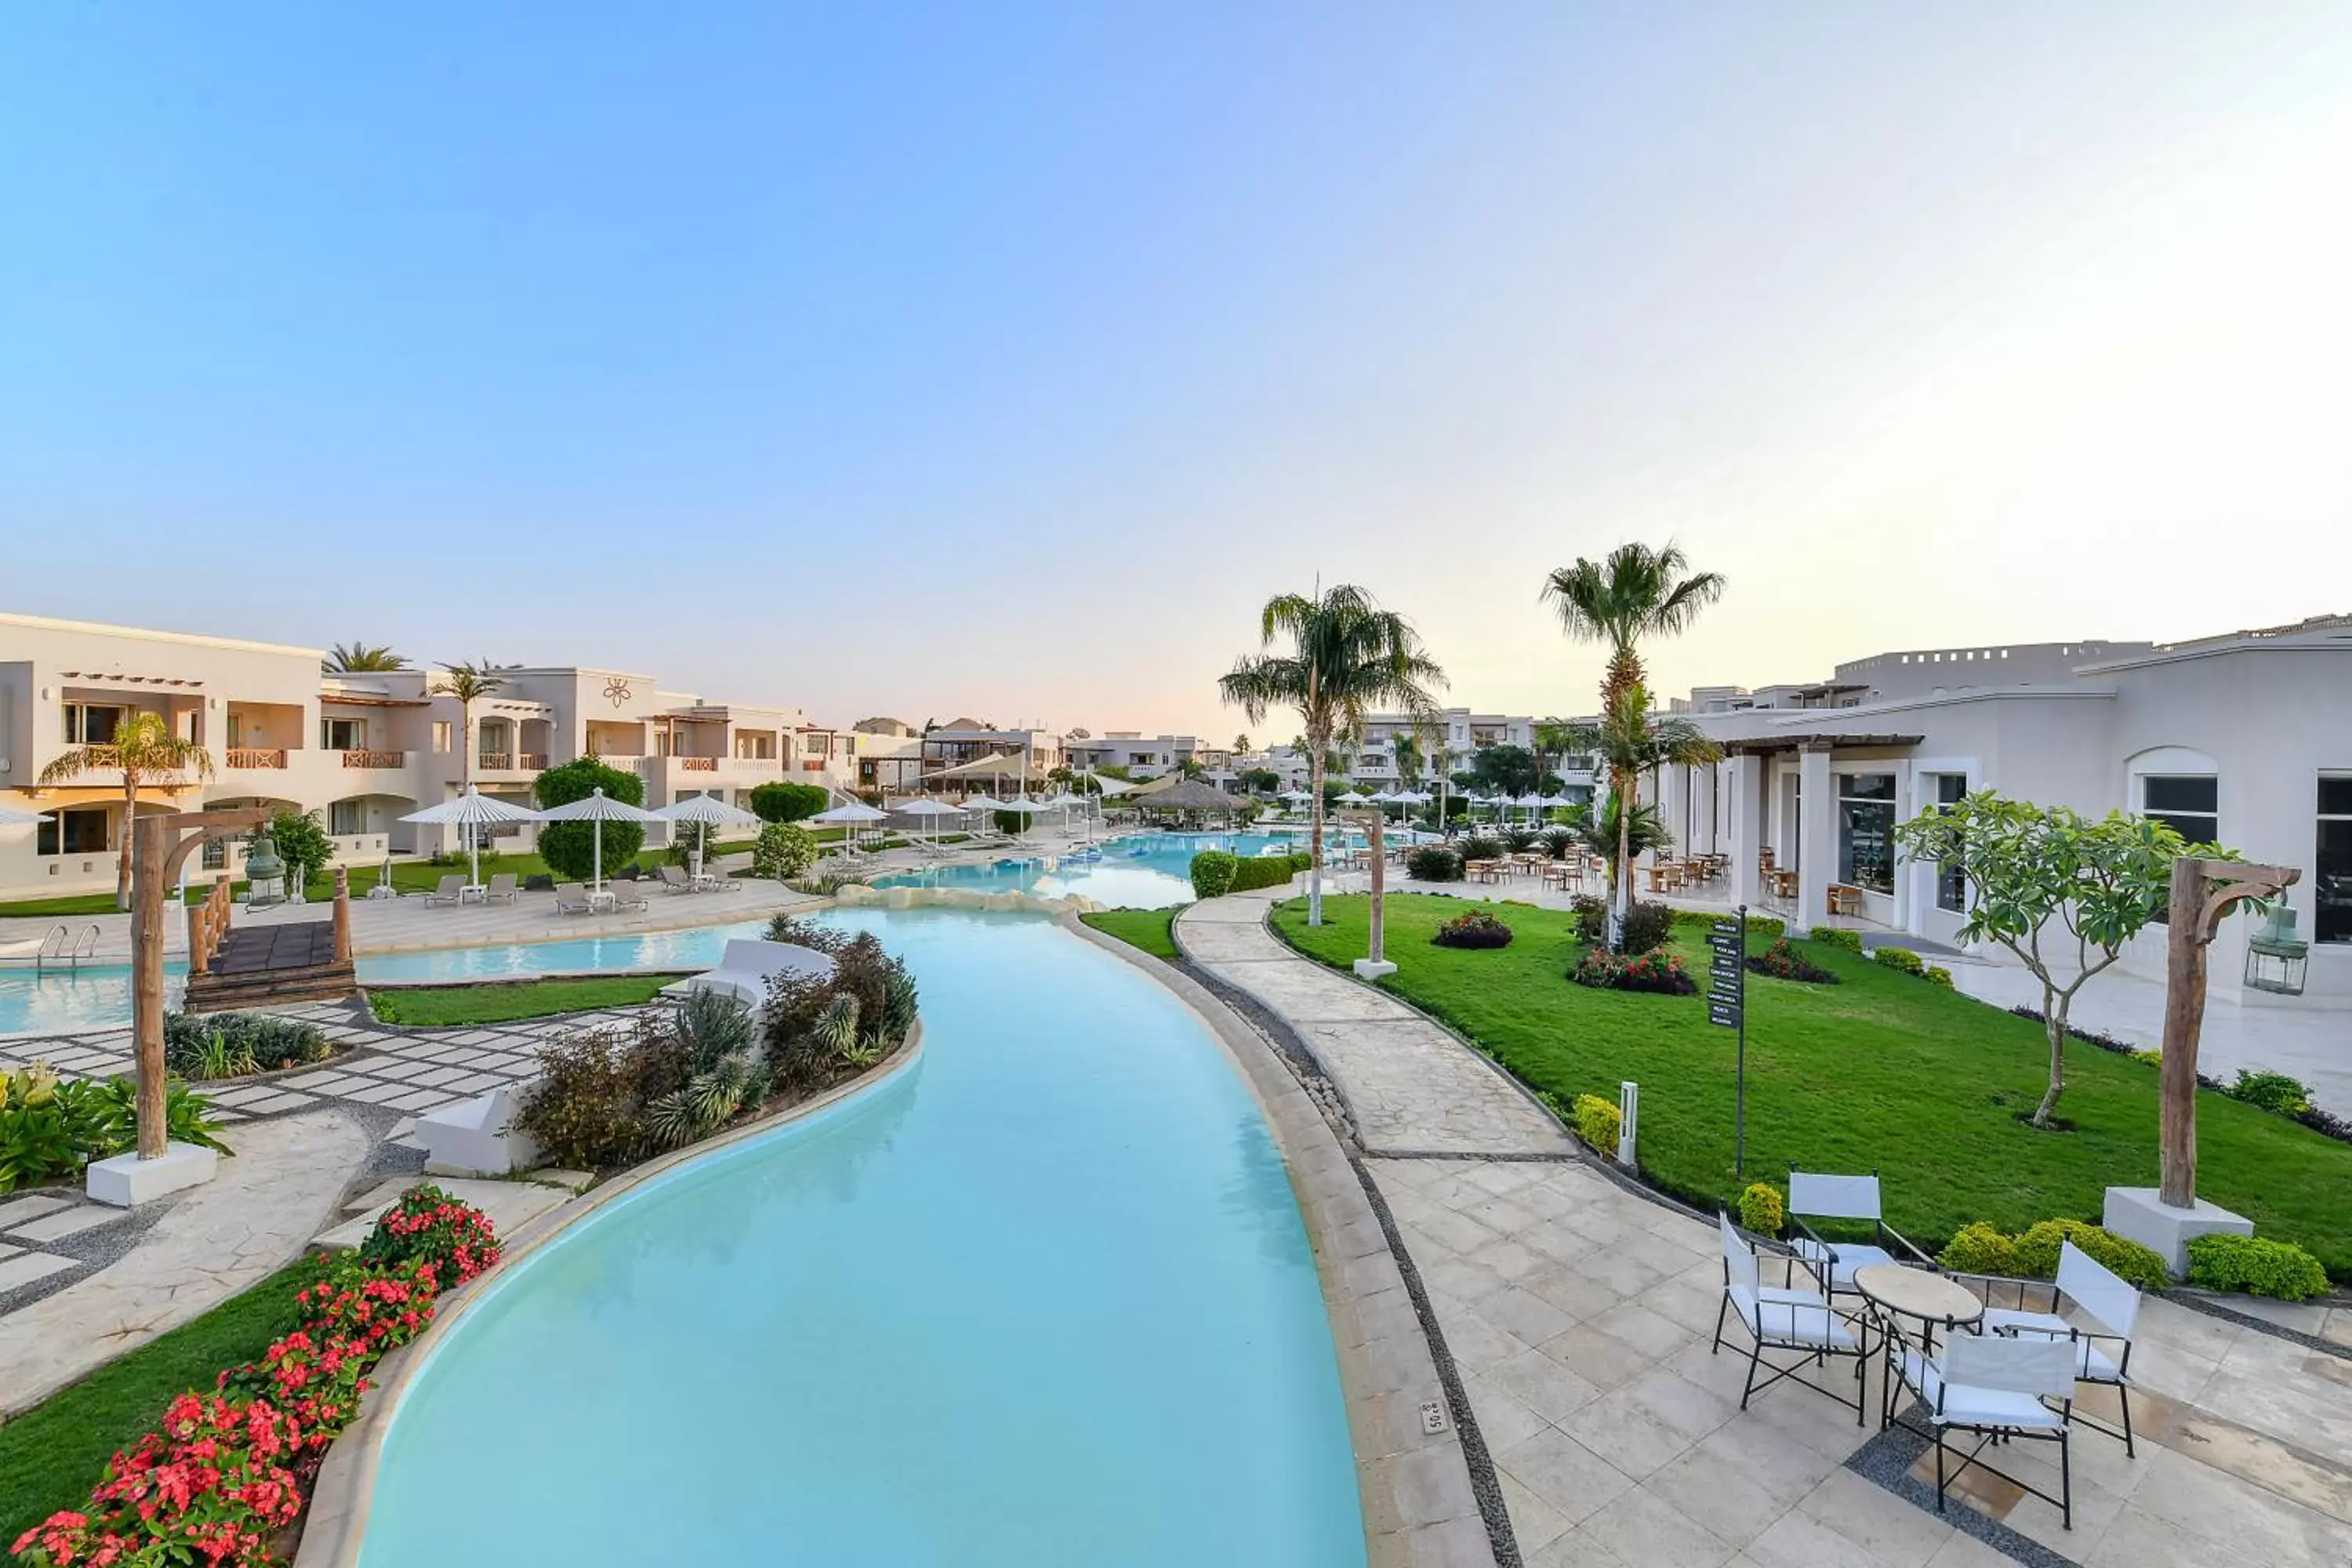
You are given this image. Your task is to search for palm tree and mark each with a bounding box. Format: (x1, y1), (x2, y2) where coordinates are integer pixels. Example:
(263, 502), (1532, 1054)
(322, 641), (408, 673)
(38, 711), (213, 910)
(1219, 585), (1446, 924)
(430, 660), (506, 789)
(1389, 732), (1423, 789)
(1532, 718), (1577, 797)
(1232, 733), (1252, 757)
(1544, 542), (1725, 942)
(1566, 684), (1722, 945)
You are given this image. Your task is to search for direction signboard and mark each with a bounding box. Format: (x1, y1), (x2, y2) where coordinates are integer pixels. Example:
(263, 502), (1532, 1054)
(1715, 909), (1751, 1178)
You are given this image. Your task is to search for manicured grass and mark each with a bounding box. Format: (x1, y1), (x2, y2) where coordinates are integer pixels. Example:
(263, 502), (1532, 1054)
(1081, 907), (1181, 961)
(1272, 895), (2352, 1277)
(0, 1260), (317, 1549)
(0, 891), (127, 917)
(367, 974), (674, 1026)
(0, 849), (695, 916)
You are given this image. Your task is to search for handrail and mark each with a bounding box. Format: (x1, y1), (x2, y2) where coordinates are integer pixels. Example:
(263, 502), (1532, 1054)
(31, 924), (100, 972)
(227, 748), (288, 769)
(339, 749), (405, 768)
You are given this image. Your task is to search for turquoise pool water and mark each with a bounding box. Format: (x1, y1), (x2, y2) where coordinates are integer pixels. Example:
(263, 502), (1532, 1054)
(873, 830), (1349, 909)
(0, 962), (183, 1037)
(359, 908), (1366, 1567)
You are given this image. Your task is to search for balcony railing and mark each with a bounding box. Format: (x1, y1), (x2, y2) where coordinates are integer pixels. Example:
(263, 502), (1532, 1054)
(339, 749), (405, 769)
(227, 749), (287, 770)
(477, 753), (511, 771)
(518, 753), (547, 770)
(677, 756), (717, 772)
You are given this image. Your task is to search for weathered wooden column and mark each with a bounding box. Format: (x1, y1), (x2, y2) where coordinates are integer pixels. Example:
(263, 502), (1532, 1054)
(332, 867), (353, 963)
(2157, 856), (2299, 1207)
(1345, 808), (1395, 979)
(129, 816), (172, 1158)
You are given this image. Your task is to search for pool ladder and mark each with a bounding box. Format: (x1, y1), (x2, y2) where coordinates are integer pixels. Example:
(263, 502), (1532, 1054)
(35, 924), (100, 973)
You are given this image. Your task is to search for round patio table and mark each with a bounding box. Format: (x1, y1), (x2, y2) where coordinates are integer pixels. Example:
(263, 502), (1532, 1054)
(1853, 1263), (1982, 1356)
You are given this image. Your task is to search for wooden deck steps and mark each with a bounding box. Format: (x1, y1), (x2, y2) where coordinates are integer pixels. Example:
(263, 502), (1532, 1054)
(183, 920), (358, 1011)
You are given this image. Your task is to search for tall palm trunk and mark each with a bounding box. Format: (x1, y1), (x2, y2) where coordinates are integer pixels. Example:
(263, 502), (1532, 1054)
(1306, 724), (1327, 926)
(1603, 644), (1645, 950)
(115, 771), (138, 911)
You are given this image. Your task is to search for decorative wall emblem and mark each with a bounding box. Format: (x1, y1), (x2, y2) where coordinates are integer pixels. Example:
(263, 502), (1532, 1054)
(603, 677), (633, 708)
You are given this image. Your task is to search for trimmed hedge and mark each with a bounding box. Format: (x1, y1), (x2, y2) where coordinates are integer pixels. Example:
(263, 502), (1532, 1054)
(1810, 927), (1863, 954)
(2186, 1234), (2331, 1301)
(1936, 1218), (2169, 1290)
(1873, 946), (1926, 976)
(1570, 1094), (1621, 1153)
(1738, 1182), (1785, 1238)
(1189, 851), (1238, 899)
(1404, 845), (1463, 882)
(1228, 852), (1312, 894)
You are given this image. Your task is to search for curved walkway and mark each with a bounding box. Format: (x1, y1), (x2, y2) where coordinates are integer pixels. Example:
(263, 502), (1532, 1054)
(1174, 888), (1571, 1160)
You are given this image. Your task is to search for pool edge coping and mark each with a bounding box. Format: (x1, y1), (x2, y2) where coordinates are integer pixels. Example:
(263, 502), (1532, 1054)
(1067, 911), (1505, 1568)
(292, 1018), (926, 1568)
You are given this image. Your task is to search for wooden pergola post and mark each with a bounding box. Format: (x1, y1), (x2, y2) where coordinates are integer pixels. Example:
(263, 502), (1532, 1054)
(2157, 856), (2298, 1208)
(129, 808), (273, 1157)
(1342, 808), (1393, 978)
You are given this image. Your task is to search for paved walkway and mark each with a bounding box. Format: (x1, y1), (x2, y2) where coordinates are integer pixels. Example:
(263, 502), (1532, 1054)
(1173, 888), (1572, 1158)
(0, 1109), (371, 1413)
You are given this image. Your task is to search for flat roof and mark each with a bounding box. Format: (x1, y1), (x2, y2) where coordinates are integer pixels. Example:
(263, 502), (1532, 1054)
(0, 610), (323, 660)
(1719, 733), (1926, 757)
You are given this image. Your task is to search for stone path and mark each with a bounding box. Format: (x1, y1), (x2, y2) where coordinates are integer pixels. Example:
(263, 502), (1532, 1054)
(0, 1109), (371, 1413)
(1379, 1154), (2352, 1568)
(1173, 889), (1573, 1158)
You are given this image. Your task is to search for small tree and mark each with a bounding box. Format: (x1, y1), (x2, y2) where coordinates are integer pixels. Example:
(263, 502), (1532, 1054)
(751, 822), (818, 880)
(38, 710), (214, 910)
(1893, 792), (2223, 1127)
(534, 757), (646, 880)
(747, 782), (828, 823)
(266, 808), (335, 890)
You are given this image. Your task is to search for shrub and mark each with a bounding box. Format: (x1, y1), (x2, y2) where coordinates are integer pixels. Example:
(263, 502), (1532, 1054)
(1569, 894), (1607, 945)
(1810, 927), (1863, 954)
(2228, 1069), (2313, 1117)
(2013, 1220), (2169, 1289)
(2185, 1234), (2331, 1301)
(1872, 945), (1926, 976)
(1570, 949), (1695, 996)
(751, 822), (818, 880)
(264, 807), (335, 887)
(747, 781), (829, 823)
(534, 757), (647, 880)
(1938, 1221), (2022, 1278)
(1540, 827), (1575, 860)
(1620, 899), (1673, 956)
(1404, 845), (1463, 882)
(765, 912), (848, 953)
(1432, 909), (1513, 949)
(1738, 1182), (1784, 1238)
(1926, 965), (1955, 988)
(357, 1182), (502, 1286)
(1745, 938), (1840, 984)
(1501, 827), (1538, 853)
(1228, 853), (1311, 894)
(762, 934), (920, 1094)
(512, 1025), (671, 1169)
(1189, 850), (1238, 899)
(0, 1069), (228, 1193)
(163, 1012), (330, 1078)
(1460, 834), (1503, 863)
(1570, 1093), (1621, 1152)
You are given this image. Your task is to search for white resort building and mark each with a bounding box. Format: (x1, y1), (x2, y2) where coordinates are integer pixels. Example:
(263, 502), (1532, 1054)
(1647, 615), (2352, 1005)
(0, 612), (870, 898)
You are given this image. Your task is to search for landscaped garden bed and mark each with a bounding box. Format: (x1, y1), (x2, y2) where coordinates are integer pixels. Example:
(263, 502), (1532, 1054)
(1270, 893), (2352, 1279)
(364, 974), (684, 1028)
(163, 1012), (336, 1081)
(0, 1063), (229, 1196)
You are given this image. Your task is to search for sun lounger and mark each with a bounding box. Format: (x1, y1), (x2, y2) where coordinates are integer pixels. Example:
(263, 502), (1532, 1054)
(422, 874), (466, 906)
(659, 864), (695, 895)
(605, 884), (648, 912)
(674, 938), (837, 1006)
(416, 1083), (540, 1177)
(484, 873), (519, 905)
(554, 882), (593, 914)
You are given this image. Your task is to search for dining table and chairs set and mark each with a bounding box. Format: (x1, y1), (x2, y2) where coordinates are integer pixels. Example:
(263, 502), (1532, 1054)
(1712, 1170), (2144, 1534)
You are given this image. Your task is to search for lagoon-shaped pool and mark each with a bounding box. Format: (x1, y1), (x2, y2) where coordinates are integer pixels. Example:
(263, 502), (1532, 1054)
(358, 907), (1367, 1567)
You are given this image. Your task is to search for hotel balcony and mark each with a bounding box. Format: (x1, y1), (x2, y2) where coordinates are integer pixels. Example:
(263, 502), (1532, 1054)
(338, 748), (408, 771)
(225, 748), (289, 771)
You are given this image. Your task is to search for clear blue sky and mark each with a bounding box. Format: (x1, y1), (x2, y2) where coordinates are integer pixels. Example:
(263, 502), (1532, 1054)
(5, 4), (2347, 735)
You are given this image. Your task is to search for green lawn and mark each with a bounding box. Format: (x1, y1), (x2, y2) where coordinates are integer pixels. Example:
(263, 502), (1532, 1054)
(0, 1260), (317, 1548)
(1081, 907), (1181, 961)
(1272, 895), (2352, 1278)
(367, 974), (675, 1026)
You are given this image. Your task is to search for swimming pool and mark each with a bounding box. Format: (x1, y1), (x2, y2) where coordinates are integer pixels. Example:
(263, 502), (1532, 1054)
(358, 907), (1367, 1566)
(0, 962), (183, 1036)
(873, 830), (1357, 909)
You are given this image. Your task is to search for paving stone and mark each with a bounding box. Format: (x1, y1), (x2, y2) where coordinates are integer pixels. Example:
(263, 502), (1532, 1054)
(0, 1194), (76, 1227)
(387, 1088), (454, 1112)
(338, 1080), (414, 1105)
(0, 1251), (78, 1294)
(5, 1206), (122, 1244)
(237, 1091), (317, 1116)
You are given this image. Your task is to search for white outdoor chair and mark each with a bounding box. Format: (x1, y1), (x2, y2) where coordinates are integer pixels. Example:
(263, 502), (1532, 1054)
(422, 873), (466, 906)
(1786, 1170), (1931, 1296)
(1888, 1327), (2079, 1529)
(675, 938), (837, 1007)
(1979, 1240), (2142, 1454)
(417, 1083), (539, 1176)
(1712, 1214), (1871, 1424)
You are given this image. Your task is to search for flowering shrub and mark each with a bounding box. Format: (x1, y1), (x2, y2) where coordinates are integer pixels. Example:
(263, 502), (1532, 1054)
(356, 1184), (499, 1286)
(13, 1195), (497, 1568)
(1569, 949), (1695, 996)
(1744, 938), (1840, 985)
(1431, 909), (1513, 949)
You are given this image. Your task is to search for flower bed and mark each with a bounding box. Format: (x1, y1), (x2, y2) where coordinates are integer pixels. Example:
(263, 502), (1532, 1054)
(1568, 948), (1695, 996)
(12, 1188), (499, 1568)
(163, 1014), (332, 1081)
(1430, 909), (1512, 949)
(1744, 938), (1840, 985)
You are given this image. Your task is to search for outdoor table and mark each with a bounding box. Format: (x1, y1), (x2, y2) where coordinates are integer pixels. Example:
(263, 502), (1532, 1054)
(586, 888), (618, 914)
(459, 884), (488, 904)
(1853, 1263), (1982, 1356)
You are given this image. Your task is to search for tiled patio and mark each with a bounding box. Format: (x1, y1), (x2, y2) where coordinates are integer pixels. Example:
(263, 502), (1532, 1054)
(1374, 1153), (2352, 1568)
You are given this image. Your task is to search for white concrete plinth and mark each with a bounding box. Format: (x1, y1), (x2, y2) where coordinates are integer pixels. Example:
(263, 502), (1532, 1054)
(2103, 1185), (2253, 1278)
(86, 1143), (220, 1208)
(1353, 959), (1399, 980)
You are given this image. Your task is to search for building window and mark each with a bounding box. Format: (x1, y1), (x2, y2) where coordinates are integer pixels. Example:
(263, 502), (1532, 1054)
(2141, 775), (2218, 845)
(35, 808), (108, 855)
(1931, 774), (1968, 913)
(2318, 775), (2352, 946)
(328, 800), (365, 836)
(63, 704), (124, 745)
(432, 720), (453, 753)
(1837, 772), (1897, 895)
(321, 717), (365, 751)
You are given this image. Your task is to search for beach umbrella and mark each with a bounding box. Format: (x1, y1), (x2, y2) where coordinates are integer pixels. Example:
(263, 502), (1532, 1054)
(893, 797), (967, 847)
(535, 786), (662, 894)
(399, 785), (542, 891)
(809, 800), (889, 852)
(650, 794), (762, 875)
